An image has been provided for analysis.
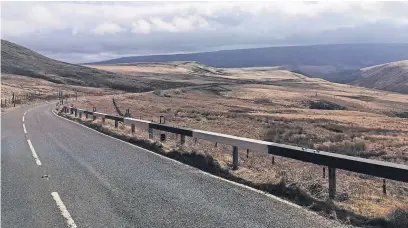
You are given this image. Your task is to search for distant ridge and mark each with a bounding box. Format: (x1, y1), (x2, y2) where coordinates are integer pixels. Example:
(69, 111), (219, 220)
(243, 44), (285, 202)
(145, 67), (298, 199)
(352, 60), (408, 94)
(88, 43), (408, 69)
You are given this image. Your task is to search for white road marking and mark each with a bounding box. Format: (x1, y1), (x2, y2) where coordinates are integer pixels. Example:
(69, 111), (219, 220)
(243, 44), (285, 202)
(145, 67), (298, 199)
(51, 192), (77, 228)
(24, 111), (27, 116)
(27, 139), (42, 165)
(22, 115), (25, 122)
(23, 124), (27, 134)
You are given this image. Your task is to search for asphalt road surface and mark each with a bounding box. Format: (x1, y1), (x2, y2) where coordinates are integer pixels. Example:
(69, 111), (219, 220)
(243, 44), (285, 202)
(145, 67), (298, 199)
(1, 103), (346, 228)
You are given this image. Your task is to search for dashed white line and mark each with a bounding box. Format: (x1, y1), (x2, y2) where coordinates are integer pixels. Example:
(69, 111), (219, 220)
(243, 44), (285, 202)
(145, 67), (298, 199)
(23, 124), (27, 134)
(27, 139), (42, 165)
(22, 115), (25, 122)
(51, 192), (77, 228)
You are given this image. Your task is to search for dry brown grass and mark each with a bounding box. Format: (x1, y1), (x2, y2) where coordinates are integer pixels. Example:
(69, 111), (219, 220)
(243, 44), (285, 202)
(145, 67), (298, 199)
(68, 78), (408, 220)
(1, 74), (122, 112)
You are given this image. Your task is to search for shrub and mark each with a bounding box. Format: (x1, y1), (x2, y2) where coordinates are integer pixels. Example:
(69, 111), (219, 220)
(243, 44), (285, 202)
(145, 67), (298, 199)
(307, 100), (347, 110)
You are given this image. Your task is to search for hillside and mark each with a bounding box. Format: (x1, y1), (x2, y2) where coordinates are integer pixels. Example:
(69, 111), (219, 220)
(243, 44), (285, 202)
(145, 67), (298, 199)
(0, 40), (193, 92)
(352, 60), (408, 94)
(88, 43), (408, 83)
(74, 62), (408, 222)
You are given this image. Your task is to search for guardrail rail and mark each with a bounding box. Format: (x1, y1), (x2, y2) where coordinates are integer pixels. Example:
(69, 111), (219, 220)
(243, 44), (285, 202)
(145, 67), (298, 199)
(61, 106), (408, 199)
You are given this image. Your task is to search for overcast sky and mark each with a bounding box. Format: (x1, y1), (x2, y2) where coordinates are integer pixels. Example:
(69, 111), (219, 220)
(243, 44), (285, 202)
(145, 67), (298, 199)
(2, 1), (408, 63)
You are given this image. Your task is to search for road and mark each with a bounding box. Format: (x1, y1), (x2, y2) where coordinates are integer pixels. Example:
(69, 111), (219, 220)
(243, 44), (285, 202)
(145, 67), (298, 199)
(1, 103), (345, 228)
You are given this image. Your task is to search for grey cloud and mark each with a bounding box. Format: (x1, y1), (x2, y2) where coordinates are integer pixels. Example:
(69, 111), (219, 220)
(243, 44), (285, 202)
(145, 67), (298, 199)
(2, 2), (408, 63)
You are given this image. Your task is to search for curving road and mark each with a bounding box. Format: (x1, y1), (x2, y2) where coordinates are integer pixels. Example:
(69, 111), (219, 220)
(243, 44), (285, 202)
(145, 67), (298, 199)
(1, 103), (345, 228)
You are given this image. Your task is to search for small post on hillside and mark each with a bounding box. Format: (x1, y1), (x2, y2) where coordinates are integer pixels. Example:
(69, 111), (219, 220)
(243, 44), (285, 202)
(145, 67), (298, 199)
(180, 135), (185, 144)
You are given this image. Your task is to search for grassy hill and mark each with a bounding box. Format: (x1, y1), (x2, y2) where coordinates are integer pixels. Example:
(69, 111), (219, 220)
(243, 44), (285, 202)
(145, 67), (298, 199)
(352, 60), (408, 94)
(1, 40), (194, 92)
(88, 43), (408, 83)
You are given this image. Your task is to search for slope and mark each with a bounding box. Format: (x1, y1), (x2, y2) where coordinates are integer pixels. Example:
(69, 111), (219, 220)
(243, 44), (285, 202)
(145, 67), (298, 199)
(1, 40), (193, 92)
(352, 60), (408, 94)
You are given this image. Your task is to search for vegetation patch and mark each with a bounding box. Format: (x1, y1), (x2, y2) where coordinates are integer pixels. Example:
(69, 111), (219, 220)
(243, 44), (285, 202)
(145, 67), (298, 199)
(254, 98), (274, 105)
(391, 112), (408, 119)
(306, 100), (347, 110)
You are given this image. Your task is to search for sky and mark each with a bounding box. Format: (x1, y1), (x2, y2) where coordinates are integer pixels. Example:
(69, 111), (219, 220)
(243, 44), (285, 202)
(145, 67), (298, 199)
(2, 1), (408, 63)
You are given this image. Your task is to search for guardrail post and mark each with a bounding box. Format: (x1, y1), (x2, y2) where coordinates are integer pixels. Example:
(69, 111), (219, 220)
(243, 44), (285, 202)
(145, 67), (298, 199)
(114, 120), (118, 128)
(246, 149), (249, 158)
(323, 167), (326, 178)
(272, 156), (275, 165)
(93, 107), (97, 120)
(102, 116), (105, 123)
(383, 179), (387, 195)
(149, 128), (153, 139)
(180, 135), (185, 144)
(160, 133), (166, 142)
(232, 146), (239, 170)
(74, 109), (77, 117)
(131, 124), (135, 133)
(85, 112), (88, 119)
(328, 167), (336, 199)
(79, 112), (82, 119)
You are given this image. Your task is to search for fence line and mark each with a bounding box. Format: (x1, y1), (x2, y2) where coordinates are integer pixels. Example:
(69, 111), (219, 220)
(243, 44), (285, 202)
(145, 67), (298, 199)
(62, 106), (408, 199)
